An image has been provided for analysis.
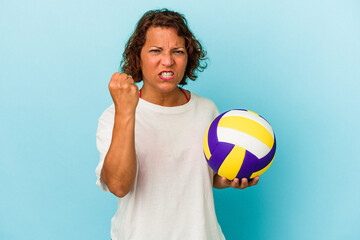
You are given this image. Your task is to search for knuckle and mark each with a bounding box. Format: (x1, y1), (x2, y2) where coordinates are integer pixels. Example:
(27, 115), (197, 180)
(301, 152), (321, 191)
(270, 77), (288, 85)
(111, 72), (120, 79)
(109, 80), (120, 88)
(130, 84), (138, 92)
(119, 73), (129, 80)
(120, 84), (129, 91)
(108, 82), (115, 89)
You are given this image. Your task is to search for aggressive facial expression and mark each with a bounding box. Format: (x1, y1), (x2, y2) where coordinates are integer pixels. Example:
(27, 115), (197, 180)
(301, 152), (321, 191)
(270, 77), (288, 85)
(140, 27), (188, 93)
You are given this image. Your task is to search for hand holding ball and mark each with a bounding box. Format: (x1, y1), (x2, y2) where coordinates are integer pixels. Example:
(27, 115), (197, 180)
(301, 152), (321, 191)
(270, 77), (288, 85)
(203, 109), (276, 180)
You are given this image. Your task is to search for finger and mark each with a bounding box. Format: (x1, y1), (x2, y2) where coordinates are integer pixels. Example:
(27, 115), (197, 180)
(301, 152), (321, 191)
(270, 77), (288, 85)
(109, 72), (121, 87)
(221, 177), (231, 186)
(111, 72), (121, 80)
(240, 178), (249, 189)
(230, 178), (240, 188)
(122, 75), (135, 85)
(118, 73), (129, 81)
(249, 176), (260, 186)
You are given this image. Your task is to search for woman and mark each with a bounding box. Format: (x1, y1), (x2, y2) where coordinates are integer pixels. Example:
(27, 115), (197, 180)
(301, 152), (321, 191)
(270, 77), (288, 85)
(95, 9), (259, 240)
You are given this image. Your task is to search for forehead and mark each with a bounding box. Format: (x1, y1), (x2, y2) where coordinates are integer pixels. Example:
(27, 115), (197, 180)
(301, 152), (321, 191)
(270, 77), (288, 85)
(144, 27), (185, 47)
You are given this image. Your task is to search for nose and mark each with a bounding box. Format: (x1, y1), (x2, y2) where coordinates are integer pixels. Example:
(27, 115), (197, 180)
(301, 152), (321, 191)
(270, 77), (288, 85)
(161, 52), (174, 66)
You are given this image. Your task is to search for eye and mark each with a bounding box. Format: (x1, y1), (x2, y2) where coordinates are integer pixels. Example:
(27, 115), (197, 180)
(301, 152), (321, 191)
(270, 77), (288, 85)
(149, 49), (160, 53)
(174, 50), (185, 54)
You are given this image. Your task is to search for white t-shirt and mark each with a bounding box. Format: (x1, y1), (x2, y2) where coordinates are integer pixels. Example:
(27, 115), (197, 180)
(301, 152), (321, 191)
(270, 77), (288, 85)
(95, 92), (225, 240)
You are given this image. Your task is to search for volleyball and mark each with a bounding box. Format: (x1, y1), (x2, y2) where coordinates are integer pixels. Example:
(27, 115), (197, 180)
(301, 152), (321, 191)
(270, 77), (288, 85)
(203, 109), (276, 180)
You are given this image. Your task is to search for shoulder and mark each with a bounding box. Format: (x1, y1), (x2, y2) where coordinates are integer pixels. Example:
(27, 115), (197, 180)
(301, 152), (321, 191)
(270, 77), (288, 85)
(191, 92), (218, 109)
(190, 92), (220, 117)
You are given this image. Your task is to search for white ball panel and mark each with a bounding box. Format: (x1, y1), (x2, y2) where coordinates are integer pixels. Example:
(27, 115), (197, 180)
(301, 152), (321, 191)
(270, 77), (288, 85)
(217, 127), (271, 159)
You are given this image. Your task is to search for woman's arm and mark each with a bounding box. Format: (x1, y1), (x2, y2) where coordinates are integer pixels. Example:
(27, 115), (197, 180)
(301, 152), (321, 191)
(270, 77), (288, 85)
(100, 73), (139, 198)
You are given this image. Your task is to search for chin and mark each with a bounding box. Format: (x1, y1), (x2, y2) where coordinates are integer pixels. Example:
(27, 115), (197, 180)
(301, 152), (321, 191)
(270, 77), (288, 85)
(157, 82), (180, 92)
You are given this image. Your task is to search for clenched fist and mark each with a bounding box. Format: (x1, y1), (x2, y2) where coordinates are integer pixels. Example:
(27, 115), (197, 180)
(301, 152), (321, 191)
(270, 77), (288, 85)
(109, 72), (139, 115)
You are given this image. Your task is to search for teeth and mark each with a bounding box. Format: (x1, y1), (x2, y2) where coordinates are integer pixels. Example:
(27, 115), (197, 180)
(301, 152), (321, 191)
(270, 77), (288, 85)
(161, 72), (174, 78)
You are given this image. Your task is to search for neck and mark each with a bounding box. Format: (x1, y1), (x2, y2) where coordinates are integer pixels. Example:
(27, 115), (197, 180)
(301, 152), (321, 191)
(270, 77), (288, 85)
(140, 86), (189, 107)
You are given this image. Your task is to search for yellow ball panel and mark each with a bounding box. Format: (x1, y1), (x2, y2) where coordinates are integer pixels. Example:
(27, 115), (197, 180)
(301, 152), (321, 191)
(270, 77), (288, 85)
(218, 145), (246, 180)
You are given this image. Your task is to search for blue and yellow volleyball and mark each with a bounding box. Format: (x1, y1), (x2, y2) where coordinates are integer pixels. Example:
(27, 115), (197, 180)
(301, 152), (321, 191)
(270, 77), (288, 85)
(203, 109), (276, 180)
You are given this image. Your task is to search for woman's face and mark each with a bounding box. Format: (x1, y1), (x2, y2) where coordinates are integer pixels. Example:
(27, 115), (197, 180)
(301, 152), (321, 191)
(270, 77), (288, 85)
(140, 27), (188, 93)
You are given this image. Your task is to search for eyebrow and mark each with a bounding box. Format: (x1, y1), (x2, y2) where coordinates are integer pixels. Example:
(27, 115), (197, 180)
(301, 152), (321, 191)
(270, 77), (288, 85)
(150, 46), (186, 49)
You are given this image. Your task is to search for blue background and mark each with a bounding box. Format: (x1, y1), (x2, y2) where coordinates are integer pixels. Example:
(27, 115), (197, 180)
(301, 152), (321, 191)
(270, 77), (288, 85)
(1, 0), (359, 239)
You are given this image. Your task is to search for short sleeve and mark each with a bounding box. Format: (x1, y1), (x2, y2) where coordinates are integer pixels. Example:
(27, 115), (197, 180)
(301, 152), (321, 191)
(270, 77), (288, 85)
(95, 105), (115, 192)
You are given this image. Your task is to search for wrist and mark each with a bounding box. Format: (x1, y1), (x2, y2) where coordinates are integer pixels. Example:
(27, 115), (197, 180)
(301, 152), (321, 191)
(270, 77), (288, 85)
(114, 106), (136, 119)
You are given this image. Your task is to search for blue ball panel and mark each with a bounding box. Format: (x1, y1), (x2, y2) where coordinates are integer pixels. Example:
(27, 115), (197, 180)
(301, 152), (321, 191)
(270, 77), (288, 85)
(207, 142), (235, 173)
(236, 150), (258, 180)
(207, 111), (229, 154)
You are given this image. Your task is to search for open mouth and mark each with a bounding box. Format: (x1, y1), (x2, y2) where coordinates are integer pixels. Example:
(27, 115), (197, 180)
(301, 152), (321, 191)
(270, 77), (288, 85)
(159, 71), (174, 80)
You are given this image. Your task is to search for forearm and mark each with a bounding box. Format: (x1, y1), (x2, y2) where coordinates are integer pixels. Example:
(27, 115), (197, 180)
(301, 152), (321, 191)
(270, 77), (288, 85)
(101, 112), (137, 197)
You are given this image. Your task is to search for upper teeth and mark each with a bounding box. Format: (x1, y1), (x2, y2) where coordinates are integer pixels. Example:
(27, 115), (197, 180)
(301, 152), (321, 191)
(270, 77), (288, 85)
(161, 72), (173, 78)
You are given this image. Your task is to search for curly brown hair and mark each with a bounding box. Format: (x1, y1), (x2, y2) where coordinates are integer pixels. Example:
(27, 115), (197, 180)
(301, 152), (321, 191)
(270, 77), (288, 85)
(120, 9), (207, 85)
